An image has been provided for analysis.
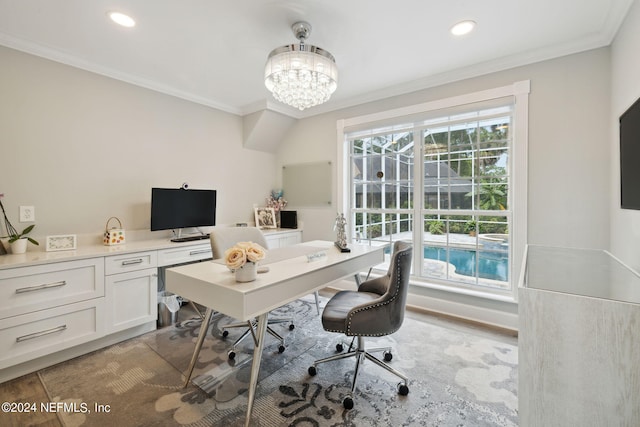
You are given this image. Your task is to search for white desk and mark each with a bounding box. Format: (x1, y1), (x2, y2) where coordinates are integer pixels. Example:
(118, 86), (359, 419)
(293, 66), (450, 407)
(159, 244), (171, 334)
(165, 240), (385, 427)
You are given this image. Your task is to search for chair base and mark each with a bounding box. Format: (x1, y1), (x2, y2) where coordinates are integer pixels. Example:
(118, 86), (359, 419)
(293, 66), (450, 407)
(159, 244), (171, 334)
(308, 336), (409, 409)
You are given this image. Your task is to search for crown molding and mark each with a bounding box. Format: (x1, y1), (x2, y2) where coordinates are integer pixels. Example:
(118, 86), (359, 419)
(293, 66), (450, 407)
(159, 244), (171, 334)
(0, 32), (244, 116)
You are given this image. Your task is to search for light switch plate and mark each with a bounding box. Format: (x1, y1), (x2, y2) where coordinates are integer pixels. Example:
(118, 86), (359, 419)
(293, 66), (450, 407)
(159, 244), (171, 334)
(19, 206), (35, 222)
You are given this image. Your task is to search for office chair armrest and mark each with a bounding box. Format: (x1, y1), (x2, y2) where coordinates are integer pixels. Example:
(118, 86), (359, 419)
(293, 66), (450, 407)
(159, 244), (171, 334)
(357, 275), (389, 295)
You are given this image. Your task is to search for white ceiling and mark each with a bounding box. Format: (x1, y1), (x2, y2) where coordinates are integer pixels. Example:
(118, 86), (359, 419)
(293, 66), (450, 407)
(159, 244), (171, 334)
(0, 0), (634, 118)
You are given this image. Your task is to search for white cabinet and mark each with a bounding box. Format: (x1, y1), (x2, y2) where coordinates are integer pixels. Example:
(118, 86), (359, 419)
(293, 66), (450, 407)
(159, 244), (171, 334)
(0, 239), (217, 381)
(104, 253), (158, 333)
(519, 246), (640, 426)
(0, 258), (105, 370)
(264, 229), (302, 249)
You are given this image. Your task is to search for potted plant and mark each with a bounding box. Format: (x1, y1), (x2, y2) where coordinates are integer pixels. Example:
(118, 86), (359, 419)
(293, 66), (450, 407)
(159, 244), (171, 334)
(1, 195), (39, 254)
(9, 224), (39, 254)
(0, 194), (14, 253)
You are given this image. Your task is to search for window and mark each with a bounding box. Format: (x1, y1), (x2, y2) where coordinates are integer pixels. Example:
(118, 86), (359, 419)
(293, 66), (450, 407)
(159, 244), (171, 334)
(420, 108), (511, 293)
(351, 129), (414, 250)
(338, 82), (529, 300)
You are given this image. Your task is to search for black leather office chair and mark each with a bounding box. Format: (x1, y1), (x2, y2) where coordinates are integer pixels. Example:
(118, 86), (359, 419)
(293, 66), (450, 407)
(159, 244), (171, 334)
(308, 241), (412, 409)
(210, 226), (293, 359)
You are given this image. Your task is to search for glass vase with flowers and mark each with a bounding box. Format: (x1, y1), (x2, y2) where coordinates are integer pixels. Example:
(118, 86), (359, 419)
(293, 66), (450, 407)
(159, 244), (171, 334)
(266, 190), (288, 227)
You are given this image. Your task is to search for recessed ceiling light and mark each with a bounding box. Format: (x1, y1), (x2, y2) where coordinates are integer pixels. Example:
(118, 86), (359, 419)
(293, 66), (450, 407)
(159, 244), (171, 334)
(450, 20), (476, 36)
(108, 11), (136, 28)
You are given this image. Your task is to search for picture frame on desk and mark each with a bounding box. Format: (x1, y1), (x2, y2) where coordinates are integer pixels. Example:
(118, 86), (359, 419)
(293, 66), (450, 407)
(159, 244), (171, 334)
(254, 207), (277, 229)
(46, 234), (77, 251)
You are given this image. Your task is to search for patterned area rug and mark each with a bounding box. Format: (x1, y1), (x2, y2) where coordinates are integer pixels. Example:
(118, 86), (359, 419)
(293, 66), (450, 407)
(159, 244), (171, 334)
(37, 296), (518, 426)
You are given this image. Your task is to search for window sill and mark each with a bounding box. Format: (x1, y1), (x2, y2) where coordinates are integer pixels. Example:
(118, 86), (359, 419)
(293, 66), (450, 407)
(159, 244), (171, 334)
(362, 269), (517, 304)
(410, 277), (518, 304)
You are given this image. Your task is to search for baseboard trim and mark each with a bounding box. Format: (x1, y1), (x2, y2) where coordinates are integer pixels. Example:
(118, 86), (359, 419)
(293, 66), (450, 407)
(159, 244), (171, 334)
(405, 293), (518, 332)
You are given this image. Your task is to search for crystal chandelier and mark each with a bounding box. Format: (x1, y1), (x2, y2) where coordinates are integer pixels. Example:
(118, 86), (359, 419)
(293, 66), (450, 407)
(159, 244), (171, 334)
(264, 22), (338, 111)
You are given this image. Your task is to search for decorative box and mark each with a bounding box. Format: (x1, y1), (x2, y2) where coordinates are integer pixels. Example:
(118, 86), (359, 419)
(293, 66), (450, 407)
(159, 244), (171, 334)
(103, 217), (126, 245)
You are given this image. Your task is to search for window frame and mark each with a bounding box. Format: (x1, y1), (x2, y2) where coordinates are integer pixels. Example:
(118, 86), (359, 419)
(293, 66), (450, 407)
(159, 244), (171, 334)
(337, 81), (529, 302)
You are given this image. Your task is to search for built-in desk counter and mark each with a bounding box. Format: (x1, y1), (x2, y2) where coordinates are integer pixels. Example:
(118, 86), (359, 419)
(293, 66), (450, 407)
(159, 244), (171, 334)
(0, 227), (302, 383)
(519, 245), (640, 426)
(0, 228), (302, 270)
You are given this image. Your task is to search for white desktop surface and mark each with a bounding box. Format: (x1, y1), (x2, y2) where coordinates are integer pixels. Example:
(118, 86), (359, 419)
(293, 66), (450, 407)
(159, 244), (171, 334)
(522, 245), (640, 304)
(0, 228), (300, 270)
(166, 240), (385, 321)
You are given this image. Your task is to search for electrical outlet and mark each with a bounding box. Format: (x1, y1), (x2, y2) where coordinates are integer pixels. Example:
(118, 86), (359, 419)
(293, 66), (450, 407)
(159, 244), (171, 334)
(19, 206), (35, 222)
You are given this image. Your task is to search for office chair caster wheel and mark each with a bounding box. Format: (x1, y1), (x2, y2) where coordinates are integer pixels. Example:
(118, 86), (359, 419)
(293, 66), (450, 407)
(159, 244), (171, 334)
(228, 350), (236, 360)
(278, 345), (286, 353)
(289, 324), (295, 331)
(222, 330), (229, 338)
(336, 343), (344, 352)
(308, 366), (317, 376)
(343, 396), (354, 410)
(398, 383), (409, 396)
(383, 351), (393, 362)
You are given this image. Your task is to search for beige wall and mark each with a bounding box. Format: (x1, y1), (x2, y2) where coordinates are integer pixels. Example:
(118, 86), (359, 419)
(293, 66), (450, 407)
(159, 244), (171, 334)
(0, 46), (277, 243)
(278, 48), (612, 249)
(611, 0), (640, 269)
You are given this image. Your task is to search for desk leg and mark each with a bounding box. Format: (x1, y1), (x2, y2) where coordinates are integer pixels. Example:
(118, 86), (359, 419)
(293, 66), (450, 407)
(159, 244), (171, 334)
(244, 312), (268, 427)
(183, 307), (214, 388)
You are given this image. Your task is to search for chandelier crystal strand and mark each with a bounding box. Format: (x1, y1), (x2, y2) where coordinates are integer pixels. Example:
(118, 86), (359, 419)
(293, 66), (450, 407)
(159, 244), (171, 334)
(265, 22), (338, 111)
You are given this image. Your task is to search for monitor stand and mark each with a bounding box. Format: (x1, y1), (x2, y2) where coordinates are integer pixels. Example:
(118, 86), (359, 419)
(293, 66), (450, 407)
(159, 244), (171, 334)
(170, 229), (210, 243)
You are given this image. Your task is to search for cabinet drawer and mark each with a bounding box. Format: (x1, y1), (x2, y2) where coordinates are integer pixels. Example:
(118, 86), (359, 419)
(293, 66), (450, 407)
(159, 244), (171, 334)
(157, 244), (212, 266)
(0, 299), (104, 369)
(0, 258), (104, 320)
(105, 251), (157, 275)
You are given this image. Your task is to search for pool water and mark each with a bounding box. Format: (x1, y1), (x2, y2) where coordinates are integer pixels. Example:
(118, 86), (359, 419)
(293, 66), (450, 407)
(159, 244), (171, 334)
(424, 246), (508, 281)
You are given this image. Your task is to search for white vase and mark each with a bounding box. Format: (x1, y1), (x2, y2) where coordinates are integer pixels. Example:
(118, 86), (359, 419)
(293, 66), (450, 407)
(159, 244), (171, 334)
(235, 262), (257, 282)
(10, 238), (28, 254)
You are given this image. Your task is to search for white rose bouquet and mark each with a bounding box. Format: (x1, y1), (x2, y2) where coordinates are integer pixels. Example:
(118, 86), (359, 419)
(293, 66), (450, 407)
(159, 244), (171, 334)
(224, 241), (266, 271)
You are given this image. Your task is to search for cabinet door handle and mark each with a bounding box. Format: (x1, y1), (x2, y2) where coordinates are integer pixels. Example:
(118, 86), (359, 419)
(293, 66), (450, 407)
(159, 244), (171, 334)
(15, 280), (67, 294)
(16, 324), (67, 342)
(189, 249), (210, 256)
(121, 258), (144, 266)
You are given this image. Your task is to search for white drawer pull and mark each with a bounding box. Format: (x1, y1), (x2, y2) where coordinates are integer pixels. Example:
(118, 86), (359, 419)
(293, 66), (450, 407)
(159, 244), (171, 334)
(16, 324), (67, 342)
(189, 249), (210, 256)
(15, 280), (67, 294)
(121, 258), (144, 266)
